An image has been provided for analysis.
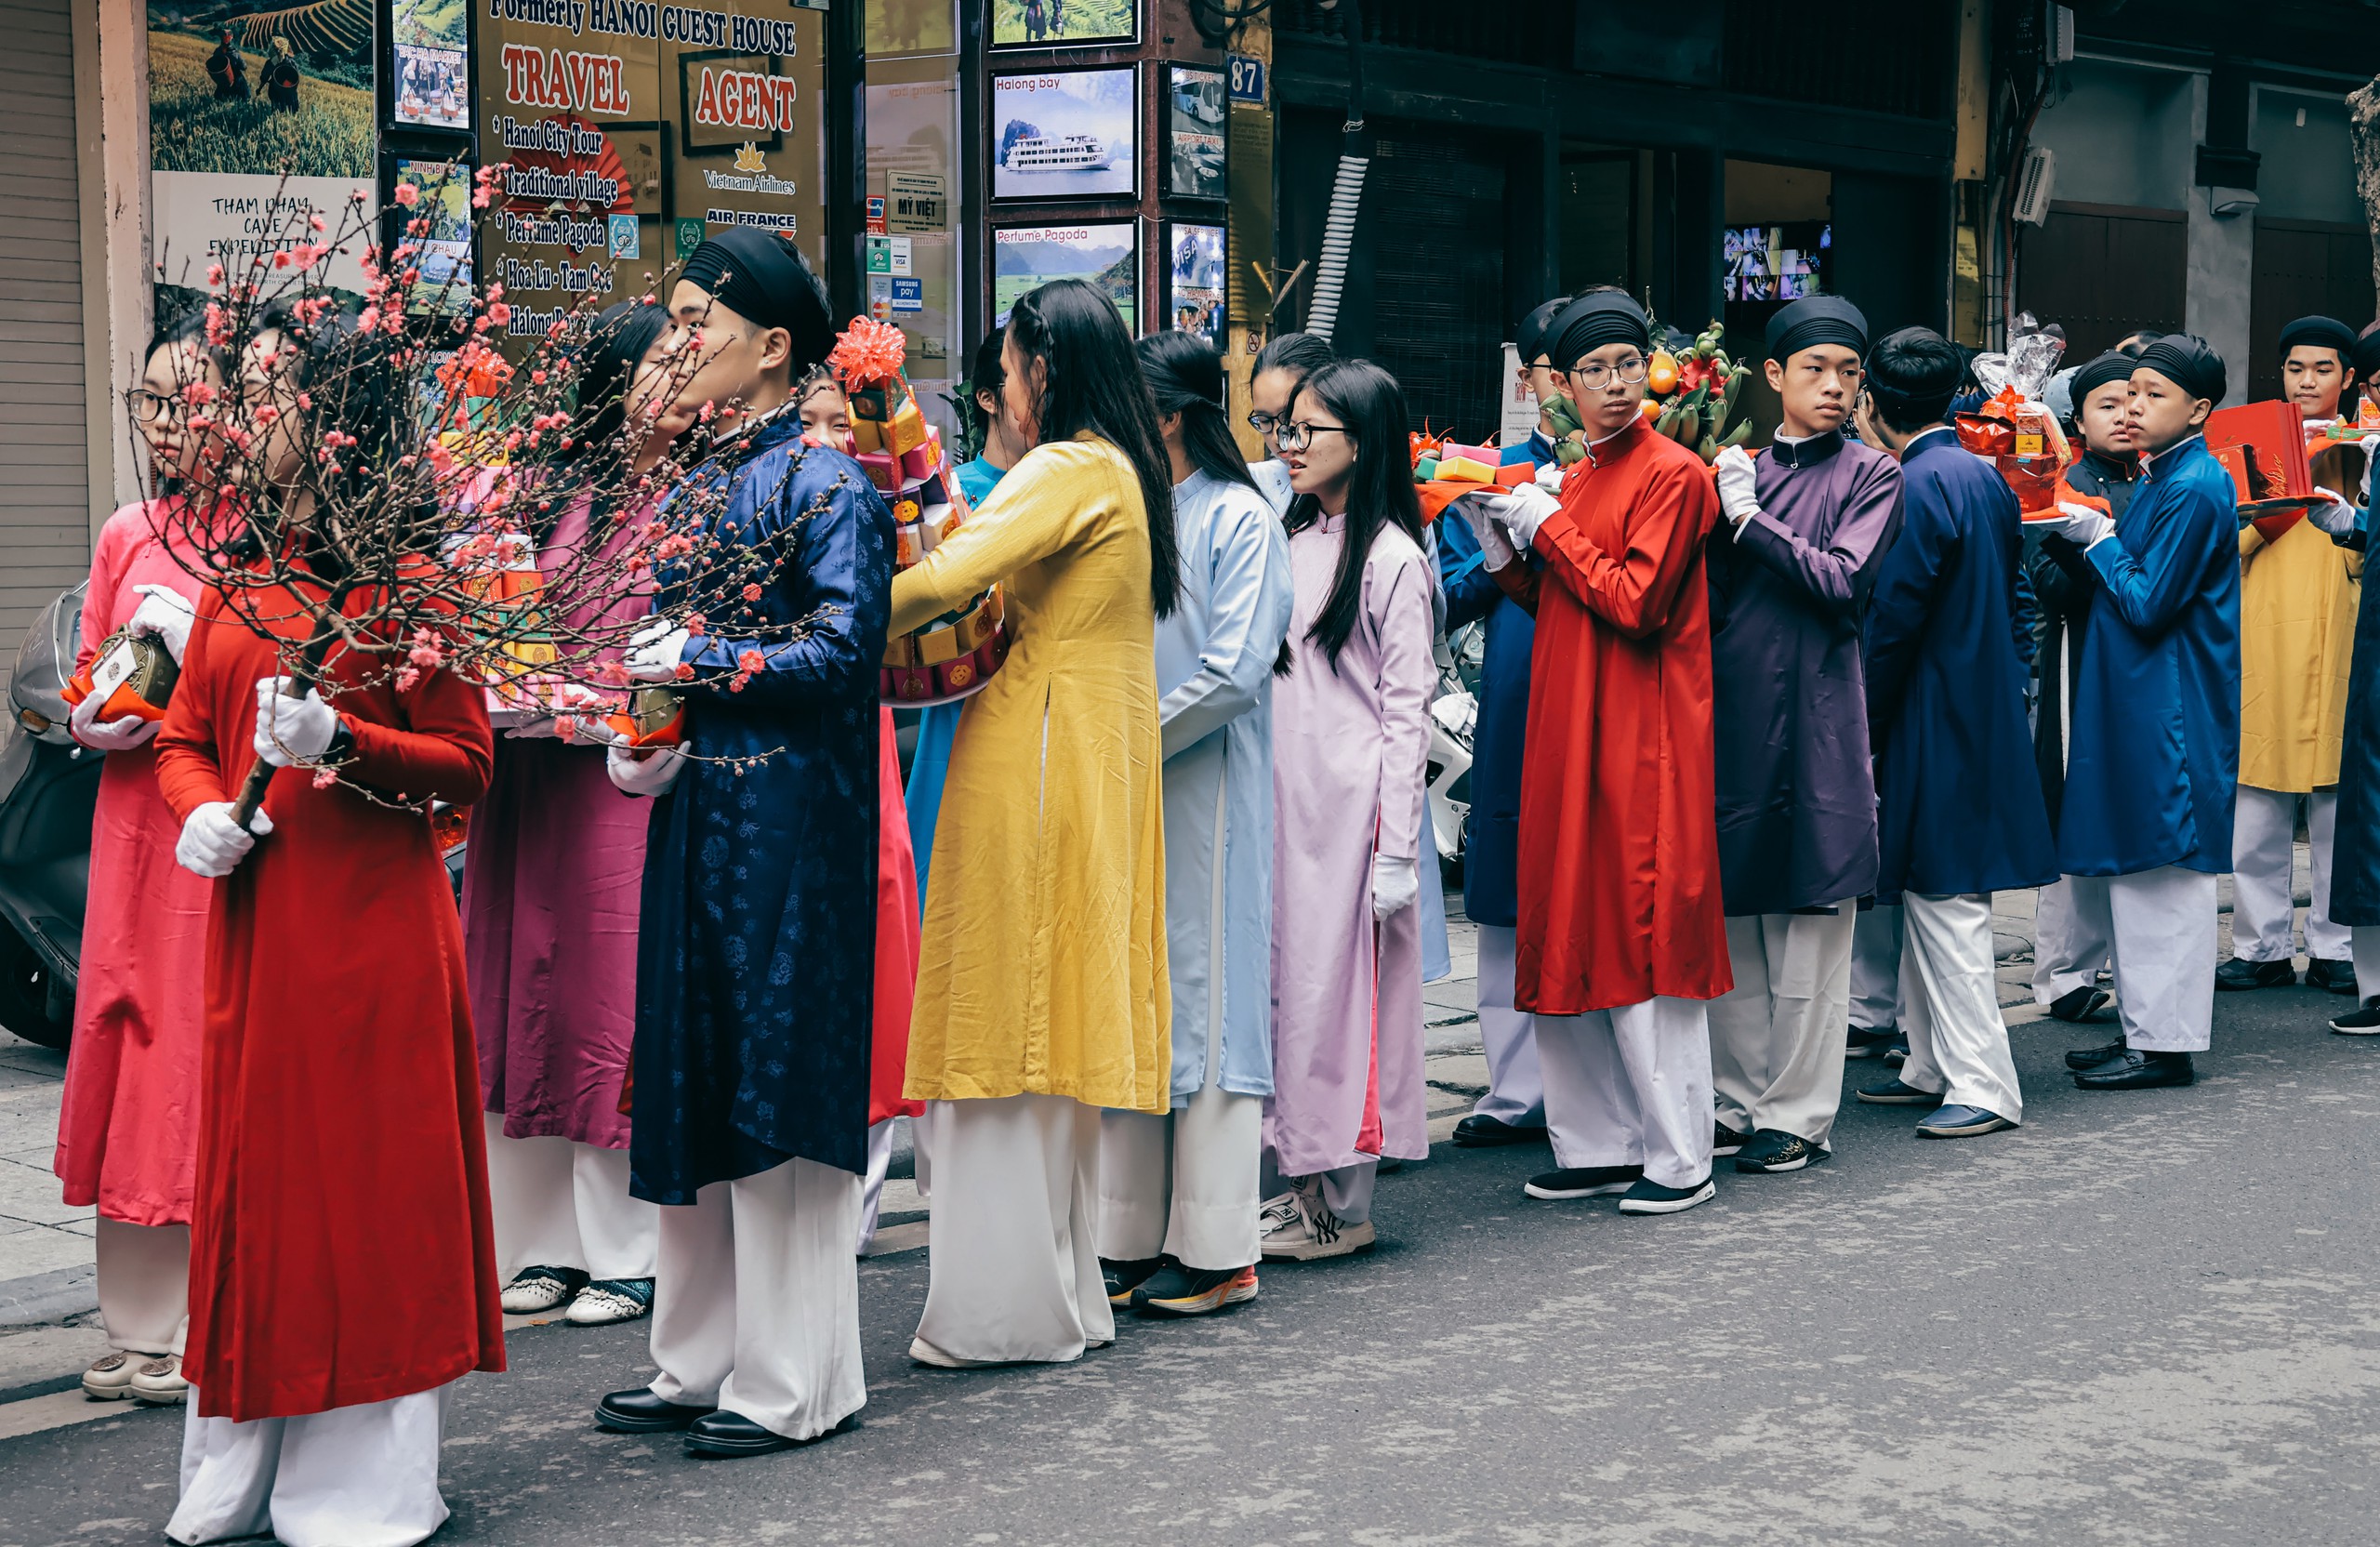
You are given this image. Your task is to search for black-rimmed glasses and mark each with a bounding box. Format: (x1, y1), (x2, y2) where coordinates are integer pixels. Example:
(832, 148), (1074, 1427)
(1274, 420), (1353, 452)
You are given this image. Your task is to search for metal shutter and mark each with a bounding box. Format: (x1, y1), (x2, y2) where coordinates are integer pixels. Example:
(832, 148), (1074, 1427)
(0, 0), (89, 693)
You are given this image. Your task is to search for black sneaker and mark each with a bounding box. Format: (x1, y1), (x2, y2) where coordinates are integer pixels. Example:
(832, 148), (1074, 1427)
(1100, 1257), (1164, 1305)
(1884, 1036), (1910, 1066)
(1735, 1129), (1827, 1173)
(1524, 1165), (1643, 1200)
(2064, 1038), (2127, 1071)
(2047, 985), (2110, 1023)
(1712, 1123), (1750, 1157)
(1844, 1025), (1896, 1059)
(1617, 1175), (1715, 1215)
(2330, 998), (2380, 1035)
(2307, 958), (2358, 995)
(2215, 958), (2295, 990)
(1132, 1263), (1259, 1316)
(1855, 1077), (1936, 1104)
(2072, 1049), (2196, 1089)
(1451, 1113), (1549, 1147)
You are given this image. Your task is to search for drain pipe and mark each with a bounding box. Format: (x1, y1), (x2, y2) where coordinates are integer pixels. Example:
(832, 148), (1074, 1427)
(1302, 0), (1369, 341)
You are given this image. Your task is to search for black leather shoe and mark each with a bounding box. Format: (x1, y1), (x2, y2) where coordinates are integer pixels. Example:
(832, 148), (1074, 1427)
(2215, 958), (2295, 990)
(684, 1409), (861, 1458)
(2064, 1038), (2126, 1071)
(596, 1388), (715, 1433)
(2047, 985), (2110, 1023)
(1844, 1025), (1896, 1059)
(2073, 1050), (2196, 1090)
(1451, 1113), (1549, 1147)
(2307, 958), (2358, 995)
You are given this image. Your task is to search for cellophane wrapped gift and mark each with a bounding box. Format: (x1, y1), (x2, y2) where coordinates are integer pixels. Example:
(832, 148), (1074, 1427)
(824, 317), (1011, 707)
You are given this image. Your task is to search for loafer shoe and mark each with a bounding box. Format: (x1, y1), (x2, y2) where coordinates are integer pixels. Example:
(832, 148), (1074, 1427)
(1855, 1077), (1937, 1104)
(81, 1351), (139, 1401)
(2064, 1038), (2127, 1072)
(2073, 1049), (2196, 1090)
(565, 1277), (654, 1326)
(1914, 1104), (2015, 1138)
(2047, 985), (2110, 1023)
(1524, 1164), (1643, 1199)
(1735, 1129), (1827, 1172)
(2330, 998), (2380, 1035)
(1617, 1176), (1715, 1215)
(684, 1409), (856, 1457)
(597, 1387), (715, 1433)
(1451, 1113), (1549, 1147)
(1884, 1037), (1910, 1066)
(501, 1265), (589, 1316)
(2307, 958), (2358, 995)
(1712, 1124), (1750, 1157)
(1844, 1025), (1896, 1059)
(128, 1354), (189, 1405)
(2215, 958), (2295, 990)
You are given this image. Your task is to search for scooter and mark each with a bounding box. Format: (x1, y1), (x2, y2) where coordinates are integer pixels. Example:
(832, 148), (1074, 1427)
(0, 585), (101, 1049)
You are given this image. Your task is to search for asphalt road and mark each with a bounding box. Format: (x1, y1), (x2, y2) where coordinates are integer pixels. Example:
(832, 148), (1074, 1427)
(6, 980), (2378, 1546)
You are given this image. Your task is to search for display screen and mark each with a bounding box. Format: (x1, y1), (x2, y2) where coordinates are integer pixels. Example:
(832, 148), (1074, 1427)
(1724, 222), (1829, 302)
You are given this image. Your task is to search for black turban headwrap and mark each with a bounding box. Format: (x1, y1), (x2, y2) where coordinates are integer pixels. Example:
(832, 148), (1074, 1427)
(677, 227), (834, 370)
(1515, 297), (1570, 365)
(1765, 297), (1869, 363)
(2278, 314), (2357, 364)
(2068, 350), (2136, 405)
(1548, 291), (1651, 370)
(2135, 334), (2227, 405)
(2355, 326), (2380, 383)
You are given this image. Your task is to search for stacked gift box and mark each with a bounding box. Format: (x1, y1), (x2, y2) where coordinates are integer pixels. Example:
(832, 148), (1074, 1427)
(838, 338), (1011, 705)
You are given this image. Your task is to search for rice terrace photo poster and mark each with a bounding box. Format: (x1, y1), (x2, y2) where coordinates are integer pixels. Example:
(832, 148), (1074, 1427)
(996, 222), (1138, 334)
(992, 0), (1137, 51)
(390, 158), (474, 315)
(992, 68), (1137, 202)
(147, 0), (378, 307)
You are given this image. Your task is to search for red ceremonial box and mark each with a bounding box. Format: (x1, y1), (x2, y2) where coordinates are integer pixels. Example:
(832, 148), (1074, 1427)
(2205, 400), (2316, 542)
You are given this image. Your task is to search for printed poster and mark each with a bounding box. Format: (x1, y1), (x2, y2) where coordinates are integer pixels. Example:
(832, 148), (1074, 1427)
(991, 0), (1135, 49)
(147, 0), (377, 307)
(869, 65), (960, 434)
(661, 3), (827, 277)
(392, 158), (473, 315)
(1166, 66), (1224, 200)
(995, 221), (1136, 334)
(1166, 222), (1223, 345)
(473, 0), (664, 350)
(393, 0), (469, 130)
(991, 69), (1136, 202)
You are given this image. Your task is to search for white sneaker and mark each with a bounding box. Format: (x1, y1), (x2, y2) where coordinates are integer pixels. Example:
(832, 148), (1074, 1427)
(81, 1350), (139, 1400)
(500, 1266), (588, 1315)
(128, 1353), (189, 1405)
(1258, 1189), (1377, 1262)
(563, 1278), (654, 1326)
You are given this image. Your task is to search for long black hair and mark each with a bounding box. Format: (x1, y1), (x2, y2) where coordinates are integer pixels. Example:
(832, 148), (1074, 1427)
(1005, 279), (1181, 618)
(1136, 331), (1257, 495)
(1283, 359), (1425, 669)
(1254, 330), (1335, 389)
(574, 300), (670, 465)
(144, 308), (230, 496)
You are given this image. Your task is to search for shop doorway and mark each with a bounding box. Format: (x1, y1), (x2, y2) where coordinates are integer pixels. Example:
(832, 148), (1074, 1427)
(2016, 202), (2188, 361)
(2249, 218), (2376, 403)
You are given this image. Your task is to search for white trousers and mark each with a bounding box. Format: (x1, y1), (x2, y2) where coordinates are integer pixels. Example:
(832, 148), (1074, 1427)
(168, 1383), (450, 1547)
(1470, 923), (1546, 1125)
(483, 1117), (660, 1283)
(1536, 997), (1715, 1189)
(1709, 906), (1857, 1145)
(857, 1118), (896, 1252)
(647, 1157), (865, 1440)
(1897, 892), (2025, 1121)
(1099, 1086), (1263, 1271)
(2065, 866), (2217, 1052)
(1848, 901), (1904, 1032)
(96, 1217), (189, 1356)
(2032, 876), (2112, 1005)
(915, 1093), (1112, 1364)
(2231, 786), (2348, 961)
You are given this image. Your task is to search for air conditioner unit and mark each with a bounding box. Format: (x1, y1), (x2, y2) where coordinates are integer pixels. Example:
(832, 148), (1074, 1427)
(2014, 146), (2056, 226)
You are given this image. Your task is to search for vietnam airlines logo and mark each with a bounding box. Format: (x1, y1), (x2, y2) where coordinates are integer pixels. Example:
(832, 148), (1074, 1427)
(734, 143), (768, 173)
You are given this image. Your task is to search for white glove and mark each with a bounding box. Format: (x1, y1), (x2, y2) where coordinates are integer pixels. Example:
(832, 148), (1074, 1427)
(606, 740), (686, 797)
(501, 715), (560, 739)
(1370, 853), (1420, 920)
(2041, 502), (2115, 550)
(1533, 460), (1566, 496)
(252, 677), (340, 767)
(1485, 482), (1560, 551)
(126, 585), (198, 663)
(2307, 487), (2361, 538)
(1460, 496), (1519, 572)
(68, 686), (159, 751)
(1712, 445), (1761, 528)
(176, 801), (272, 879)
(625, 618), (692, 683)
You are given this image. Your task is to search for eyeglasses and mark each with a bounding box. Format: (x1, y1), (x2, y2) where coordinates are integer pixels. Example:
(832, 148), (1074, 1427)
(1274, 420), (1353, 452)
(1568, 355), (1650, 390)
(1247, 410), (1280, 433)
(127, 389), (185, 423)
